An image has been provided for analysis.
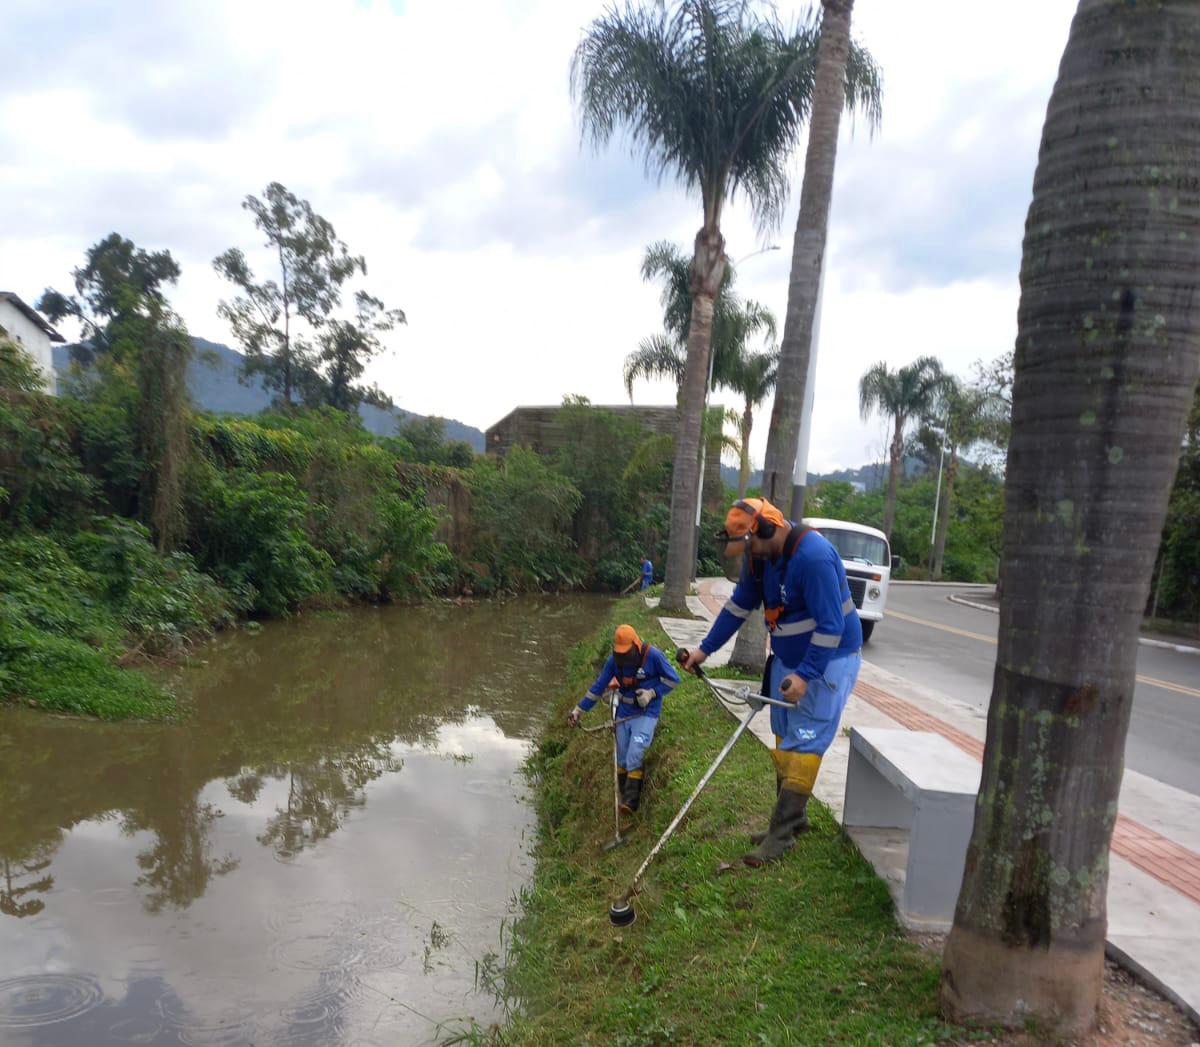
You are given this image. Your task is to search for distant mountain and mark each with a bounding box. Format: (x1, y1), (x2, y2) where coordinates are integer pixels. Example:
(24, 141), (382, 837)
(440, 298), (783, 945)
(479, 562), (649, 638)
(53, 337), (485, 451)
(720, 455), (927, 494)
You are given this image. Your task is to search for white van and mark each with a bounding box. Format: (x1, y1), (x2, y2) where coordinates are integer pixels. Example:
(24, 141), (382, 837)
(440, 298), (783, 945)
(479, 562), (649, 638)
(801, 518), (896, 642)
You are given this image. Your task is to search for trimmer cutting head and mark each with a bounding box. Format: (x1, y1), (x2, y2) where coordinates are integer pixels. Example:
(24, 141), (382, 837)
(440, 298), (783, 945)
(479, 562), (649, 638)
(608, 900), (636, 927)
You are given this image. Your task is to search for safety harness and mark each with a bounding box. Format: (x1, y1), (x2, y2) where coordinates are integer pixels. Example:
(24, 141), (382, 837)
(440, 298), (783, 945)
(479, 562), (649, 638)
(759, 526), (813, 632)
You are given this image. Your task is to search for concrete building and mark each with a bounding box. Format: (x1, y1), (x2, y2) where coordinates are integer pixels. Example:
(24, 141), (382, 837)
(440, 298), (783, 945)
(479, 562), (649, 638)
(0, 292), (62, 394)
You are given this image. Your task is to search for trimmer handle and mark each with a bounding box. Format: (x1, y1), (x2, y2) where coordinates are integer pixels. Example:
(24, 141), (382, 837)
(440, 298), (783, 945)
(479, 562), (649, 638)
(675, 647), (708, 679)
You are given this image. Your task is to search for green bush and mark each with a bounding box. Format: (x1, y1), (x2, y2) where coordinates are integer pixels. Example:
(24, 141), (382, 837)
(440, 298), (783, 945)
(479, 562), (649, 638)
(0, 523), (234, 719)
(185, 465), (331, 615)
(467, 449), (585, 592)
(0, 345), (96, 529)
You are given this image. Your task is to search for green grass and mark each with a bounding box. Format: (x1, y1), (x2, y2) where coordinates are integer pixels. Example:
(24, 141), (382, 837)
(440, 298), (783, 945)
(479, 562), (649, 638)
(495, 596), (962, 1046)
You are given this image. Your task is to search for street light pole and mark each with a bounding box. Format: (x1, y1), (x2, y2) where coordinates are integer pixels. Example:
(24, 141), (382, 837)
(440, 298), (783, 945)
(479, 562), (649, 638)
(929, 423), (948, 569)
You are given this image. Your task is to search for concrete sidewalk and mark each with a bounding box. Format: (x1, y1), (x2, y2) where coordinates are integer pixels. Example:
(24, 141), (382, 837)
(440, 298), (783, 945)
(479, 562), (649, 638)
(656, 578), (1200, 1024)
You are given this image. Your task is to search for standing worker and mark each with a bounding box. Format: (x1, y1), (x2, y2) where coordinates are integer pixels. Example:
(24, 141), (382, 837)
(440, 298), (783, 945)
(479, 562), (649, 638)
(640, 555), (654, 590)
(681, 498), (862, 867)
(569, 624), (679, 813)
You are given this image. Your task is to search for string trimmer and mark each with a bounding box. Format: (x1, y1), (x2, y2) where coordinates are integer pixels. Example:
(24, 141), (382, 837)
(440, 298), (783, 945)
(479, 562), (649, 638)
(607, 649), (799, 928)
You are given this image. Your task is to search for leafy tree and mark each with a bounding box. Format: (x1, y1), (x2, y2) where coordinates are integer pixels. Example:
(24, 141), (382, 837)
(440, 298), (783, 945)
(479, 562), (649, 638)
(0, 338), (97, 528)
(397, 416), (474, 468)
(1151, 383), (1200, 623)
(941, 2), (1200, 1032)
(38, 234), (192, 550)
(857, 355), (944, 539)
(37, 232), (181, 368)
(573, 0), (880, 611)
(916, 374), (1006, 580)
(213, 182), (364, 407)
(762, 0), (881, 514)
(318, 291), (406, 412)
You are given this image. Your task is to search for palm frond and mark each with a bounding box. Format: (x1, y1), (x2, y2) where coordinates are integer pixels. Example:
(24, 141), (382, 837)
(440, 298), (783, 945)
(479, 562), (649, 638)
(624, 334), (687, 398)
(573, 1), (883, 234)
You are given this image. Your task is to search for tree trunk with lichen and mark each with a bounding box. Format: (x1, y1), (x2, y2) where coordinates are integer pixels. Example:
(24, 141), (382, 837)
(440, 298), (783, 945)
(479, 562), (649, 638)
(941, 1), (1200, 1034)
(662, 227), (726, 612)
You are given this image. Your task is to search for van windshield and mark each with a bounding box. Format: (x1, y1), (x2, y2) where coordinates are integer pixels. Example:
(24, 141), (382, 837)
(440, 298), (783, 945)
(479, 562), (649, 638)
(819, 528), (888, 567)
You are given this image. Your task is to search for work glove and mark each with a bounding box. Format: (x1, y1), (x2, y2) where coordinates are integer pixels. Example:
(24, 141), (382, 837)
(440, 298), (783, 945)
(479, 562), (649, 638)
(567, 705), (584, 727)
(634, 688), (655, 709)
(779, 674), (807, 702)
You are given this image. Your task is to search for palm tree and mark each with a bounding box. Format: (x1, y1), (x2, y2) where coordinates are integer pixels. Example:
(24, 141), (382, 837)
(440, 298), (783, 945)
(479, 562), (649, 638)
(940, 0), (1200, 1033)
(917, 375), (1005, 580)
(574, 0), (880, 612)
(726, 346), (779, 675)
(623, 242), (776, 404)
(727, 349), (779, 497)
(761, 0), (882, 512)
(857, 355), (944, 540)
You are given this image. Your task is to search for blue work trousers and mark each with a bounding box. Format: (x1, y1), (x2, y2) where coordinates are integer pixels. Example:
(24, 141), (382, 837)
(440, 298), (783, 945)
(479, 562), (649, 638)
(616, 712), (659, 773)
(768, 651), (861, 755)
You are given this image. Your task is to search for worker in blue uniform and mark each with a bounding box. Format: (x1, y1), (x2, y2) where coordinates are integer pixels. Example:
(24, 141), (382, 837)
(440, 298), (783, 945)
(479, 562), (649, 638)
(681, 497), (862, 866)
(640, 556), (654, 590)
(569, 624), (679, 813)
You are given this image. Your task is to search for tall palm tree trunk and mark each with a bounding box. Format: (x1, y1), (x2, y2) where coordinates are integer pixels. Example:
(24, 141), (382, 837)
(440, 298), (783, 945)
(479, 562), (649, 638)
(941, 0), (1200, 1033)
(761, 0), (855, 509)
(662, 230), (725, 610)
(881, 416), (903, 539)
(738, 401), (753, 498)
(930, 449), (956, 581)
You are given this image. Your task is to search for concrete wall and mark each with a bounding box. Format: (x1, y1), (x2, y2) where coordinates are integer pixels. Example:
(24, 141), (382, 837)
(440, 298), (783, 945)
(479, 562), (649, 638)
(0, 301), (57, 395)
(485, 403), (725, 511)
(485, 404), (678, 458)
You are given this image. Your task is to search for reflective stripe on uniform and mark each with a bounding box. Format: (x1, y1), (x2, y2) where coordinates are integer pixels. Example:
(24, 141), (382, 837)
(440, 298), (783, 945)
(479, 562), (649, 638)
(724, 599), (752, 619)
(842, 597), (854, 613)
(773, 618), (816, 636)
(811, 632), (841, 648)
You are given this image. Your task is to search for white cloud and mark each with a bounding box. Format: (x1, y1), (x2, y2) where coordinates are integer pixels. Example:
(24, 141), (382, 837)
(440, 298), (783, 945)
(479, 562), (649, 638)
(1, 0), (1077, 473)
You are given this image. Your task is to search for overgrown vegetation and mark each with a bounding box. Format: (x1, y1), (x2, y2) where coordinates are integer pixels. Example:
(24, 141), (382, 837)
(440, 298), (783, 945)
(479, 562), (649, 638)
(2, 249), (685, 719)
(490, 595), (957, 1045)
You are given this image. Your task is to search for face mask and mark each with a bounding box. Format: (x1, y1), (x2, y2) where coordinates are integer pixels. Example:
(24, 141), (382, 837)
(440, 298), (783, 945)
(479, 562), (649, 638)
(721, 540), (748, 583)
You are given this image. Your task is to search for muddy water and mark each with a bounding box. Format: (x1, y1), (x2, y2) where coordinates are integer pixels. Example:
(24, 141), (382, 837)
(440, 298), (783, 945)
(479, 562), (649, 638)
(0, 596), (608, 1046)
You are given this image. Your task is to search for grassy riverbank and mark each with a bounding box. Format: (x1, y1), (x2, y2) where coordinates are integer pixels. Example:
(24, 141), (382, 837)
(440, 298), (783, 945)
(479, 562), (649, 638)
(496, 594), (956, 1045)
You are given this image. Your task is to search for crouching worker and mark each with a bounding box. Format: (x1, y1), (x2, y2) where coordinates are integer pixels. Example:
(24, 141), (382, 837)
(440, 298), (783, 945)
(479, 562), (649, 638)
(568, 624), (679, 813)
(681, 498), (862, 867)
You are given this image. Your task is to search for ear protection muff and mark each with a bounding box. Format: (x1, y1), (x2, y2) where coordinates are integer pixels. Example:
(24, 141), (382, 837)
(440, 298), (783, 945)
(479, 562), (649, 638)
(732, 499), (778, 540)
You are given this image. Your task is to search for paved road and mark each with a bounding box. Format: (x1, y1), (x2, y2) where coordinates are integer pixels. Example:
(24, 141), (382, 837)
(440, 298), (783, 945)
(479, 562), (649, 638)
(865, 585), (1200, 796)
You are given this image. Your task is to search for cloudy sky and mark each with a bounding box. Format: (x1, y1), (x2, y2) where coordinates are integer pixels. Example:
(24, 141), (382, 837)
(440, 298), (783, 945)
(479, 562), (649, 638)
(3, 0), (1077, 472)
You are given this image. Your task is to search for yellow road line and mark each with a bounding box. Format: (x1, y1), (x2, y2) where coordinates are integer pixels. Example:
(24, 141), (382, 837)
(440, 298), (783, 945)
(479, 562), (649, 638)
(1137, 675), (1200, 699)
(887, 609), (996, 645)
(887, 609), (1200, 699)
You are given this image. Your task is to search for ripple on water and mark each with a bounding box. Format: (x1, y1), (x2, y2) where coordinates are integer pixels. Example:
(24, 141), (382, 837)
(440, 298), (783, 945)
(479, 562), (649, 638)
(0, 973), (104, 1028)
(262, 899), (360, 937)
(106, 1015), (164, 1042)
(268, 933), (365, 973)
(158, 997), (258, 1047)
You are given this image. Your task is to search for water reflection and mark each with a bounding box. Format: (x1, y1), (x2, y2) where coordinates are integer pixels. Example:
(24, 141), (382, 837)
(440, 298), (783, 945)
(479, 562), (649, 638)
(0, 595), (606, 1045)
